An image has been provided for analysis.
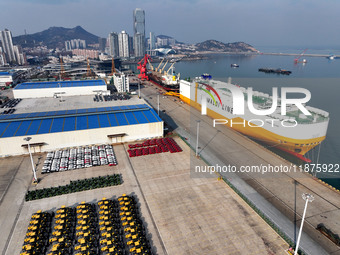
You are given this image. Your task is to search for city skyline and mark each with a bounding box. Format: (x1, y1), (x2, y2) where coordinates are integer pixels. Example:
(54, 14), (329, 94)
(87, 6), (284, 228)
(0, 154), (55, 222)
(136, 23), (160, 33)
(0, 0), (340, 48)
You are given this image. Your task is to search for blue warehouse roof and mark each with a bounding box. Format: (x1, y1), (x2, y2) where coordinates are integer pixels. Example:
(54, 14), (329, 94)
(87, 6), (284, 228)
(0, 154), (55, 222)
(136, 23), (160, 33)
(0, 104), (162, 138)
(0, 72), (10, 76)
(14, 79), (106, 90)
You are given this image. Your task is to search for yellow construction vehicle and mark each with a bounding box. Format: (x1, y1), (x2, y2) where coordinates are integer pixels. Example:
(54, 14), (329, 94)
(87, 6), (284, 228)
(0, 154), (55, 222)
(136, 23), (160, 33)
(163, 91), (180, 97)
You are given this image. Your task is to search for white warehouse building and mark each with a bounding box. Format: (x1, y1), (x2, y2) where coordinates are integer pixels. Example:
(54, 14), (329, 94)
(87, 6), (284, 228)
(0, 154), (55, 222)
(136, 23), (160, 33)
(0, 71), (13, 86)
(13, 80), (108, 99)
(0, 103), (163, 157)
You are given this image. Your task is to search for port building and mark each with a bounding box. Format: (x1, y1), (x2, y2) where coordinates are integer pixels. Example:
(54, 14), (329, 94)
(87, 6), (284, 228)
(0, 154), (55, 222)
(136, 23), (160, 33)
(13, 80), (108, 99)
(0, 72), (13, 86)
(113, 73), (130, 93)
(0, 82), (163, 156)
(0, 102), (162, 156)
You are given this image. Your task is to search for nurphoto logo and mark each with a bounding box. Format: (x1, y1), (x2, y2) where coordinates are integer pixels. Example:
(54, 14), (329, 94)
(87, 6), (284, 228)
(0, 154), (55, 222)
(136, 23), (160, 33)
(199, 83), (312, 128)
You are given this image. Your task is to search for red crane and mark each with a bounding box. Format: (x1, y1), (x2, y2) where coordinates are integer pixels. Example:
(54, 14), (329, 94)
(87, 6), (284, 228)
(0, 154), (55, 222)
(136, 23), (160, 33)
(137, 54), (151, 81)
(294, 49), (308, 63)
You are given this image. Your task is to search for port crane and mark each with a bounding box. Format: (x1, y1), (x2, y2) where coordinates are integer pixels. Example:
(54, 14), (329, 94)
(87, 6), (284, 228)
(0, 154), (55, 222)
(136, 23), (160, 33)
(110, 57), (116, 76)
(155, 58), (164, 72)
(147, 59), (154, 71)
(294, 49), (308, 63)
(165, 62), (176, 75)
(137, 54), (150, 81)
(86, 57), (91, 77)
(85, 57), (96, 78)
(59, 56), (65, 80)
(160, 60), (169, 74)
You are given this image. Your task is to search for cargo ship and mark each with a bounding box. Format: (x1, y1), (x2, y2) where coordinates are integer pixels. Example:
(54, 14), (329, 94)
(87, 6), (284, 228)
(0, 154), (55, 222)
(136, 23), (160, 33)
(148, 69), (180, 92)
(179, 75), (329, 162)
(138, 55), (180, 92)
(259, 68), (292, 75)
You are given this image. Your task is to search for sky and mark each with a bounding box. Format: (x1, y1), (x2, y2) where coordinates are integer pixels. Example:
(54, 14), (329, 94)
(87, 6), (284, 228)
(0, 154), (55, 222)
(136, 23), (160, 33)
(0, 0), (339, 49)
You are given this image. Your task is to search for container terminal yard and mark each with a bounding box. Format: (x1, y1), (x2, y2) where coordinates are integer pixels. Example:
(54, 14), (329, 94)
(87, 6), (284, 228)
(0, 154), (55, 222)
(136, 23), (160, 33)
(0, 77), (338, 255)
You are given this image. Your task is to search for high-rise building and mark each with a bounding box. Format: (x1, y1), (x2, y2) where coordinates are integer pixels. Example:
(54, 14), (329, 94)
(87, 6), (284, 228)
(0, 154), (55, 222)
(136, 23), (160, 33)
(65, 41), (72, 51)
(65, 39), (86, 50)
(0, 47), (7, 66)
(113, 73), (129, 93)
(0, 29), (16, 63)
(72, 49), (99, 59)
(128, 36), (134, 56)
(149, 32), (156, 50)
(156, 37), (168, 47)
(13, 45), (26, 65)
(98, 37), (107, 52)
(118, 31), (130, 58)
(133, 8), (145, 57)
(134, 33), (144, 57)
(107, 32), (119, 57)
(133, 8), (145, 37)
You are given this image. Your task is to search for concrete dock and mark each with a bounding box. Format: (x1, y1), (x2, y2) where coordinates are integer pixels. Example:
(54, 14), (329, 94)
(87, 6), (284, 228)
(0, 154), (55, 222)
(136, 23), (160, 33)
(141, 81), (340, 255)
(1, 138), (289, 254)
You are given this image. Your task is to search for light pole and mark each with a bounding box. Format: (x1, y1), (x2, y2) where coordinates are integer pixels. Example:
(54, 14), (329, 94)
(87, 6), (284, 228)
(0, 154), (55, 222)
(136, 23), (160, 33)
(24, 137), (38, 183)
(157, 94), (160, 115)
(294, 193), (314, 255)
(195, 120), (200, 157)
(138, 82), (141, 99)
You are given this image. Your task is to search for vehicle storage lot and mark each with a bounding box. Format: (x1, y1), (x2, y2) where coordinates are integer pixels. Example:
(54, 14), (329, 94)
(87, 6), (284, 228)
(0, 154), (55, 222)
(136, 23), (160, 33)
(3, 145), (165, 255)
(127, 137), (289, 254)
(41, 144), (117, 173)
(2, 137), (288, 255)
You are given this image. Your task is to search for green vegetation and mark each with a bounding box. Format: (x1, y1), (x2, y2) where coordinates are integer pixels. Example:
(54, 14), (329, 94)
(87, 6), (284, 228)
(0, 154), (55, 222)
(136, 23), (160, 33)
(25, 174), (122, 201)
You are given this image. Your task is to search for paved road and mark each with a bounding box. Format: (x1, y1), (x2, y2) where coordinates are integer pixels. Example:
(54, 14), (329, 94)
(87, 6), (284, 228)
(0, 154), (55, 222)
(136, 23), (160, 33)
(141, 83), (334, 255)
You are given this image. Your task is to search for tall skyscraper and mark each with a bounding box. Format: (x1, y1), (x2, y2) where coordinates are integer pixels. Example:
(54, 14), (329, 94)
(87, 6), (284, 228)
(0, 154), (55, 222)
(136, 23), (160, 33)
(98, 37), (107, 52)
(118, 31), (130, 58)
(107, 32), (119, 57)
(0, 29), (15, 63)
(149, 32), (156, 51)
(0, 47), (7, 66)
(128, 36), (134, 56)
(134, 33), (144, 57)
(133, 8), (145, 57)
(13, 45), (26, 65)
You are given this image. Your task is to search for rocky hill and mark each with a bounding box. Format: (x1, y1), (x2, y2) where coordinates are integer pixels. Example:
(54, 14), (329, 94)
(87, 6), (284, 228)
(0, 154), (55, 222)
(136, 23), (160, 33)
(13, 26), (99, 49)
(195, 40), (258, 52)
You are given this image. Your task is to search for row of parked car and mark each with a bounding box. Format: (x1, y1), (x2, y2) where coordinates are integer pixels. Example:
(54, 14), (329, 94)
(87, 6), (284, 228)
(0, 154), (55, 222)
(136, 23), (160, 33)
(42, 144), (118, 174)
(0, 98), (22, 108)
(0, 108), (15, 115)
(93, 93), (130, 102)
(127, 137), (182, 157)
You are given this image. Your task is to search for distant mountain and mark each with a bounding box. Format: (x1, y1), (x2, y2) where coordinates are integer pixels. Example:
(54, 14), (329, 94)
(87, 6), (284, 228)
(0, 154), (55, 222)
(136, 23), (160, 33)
(195, 40), (258, 52)
(156, 34), (173, 39)
(13, 26), (99, 49)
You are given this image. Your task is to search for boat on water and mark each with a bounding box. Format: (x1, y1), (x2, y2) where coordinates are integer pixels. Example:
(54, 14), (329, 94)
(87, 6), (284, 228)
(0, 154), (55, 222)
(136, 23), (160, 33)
(327, 55), (336, 60)
(179, 75), (329, 162)
(231, 64), (239, 68)
(259, 68), (292, 75)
